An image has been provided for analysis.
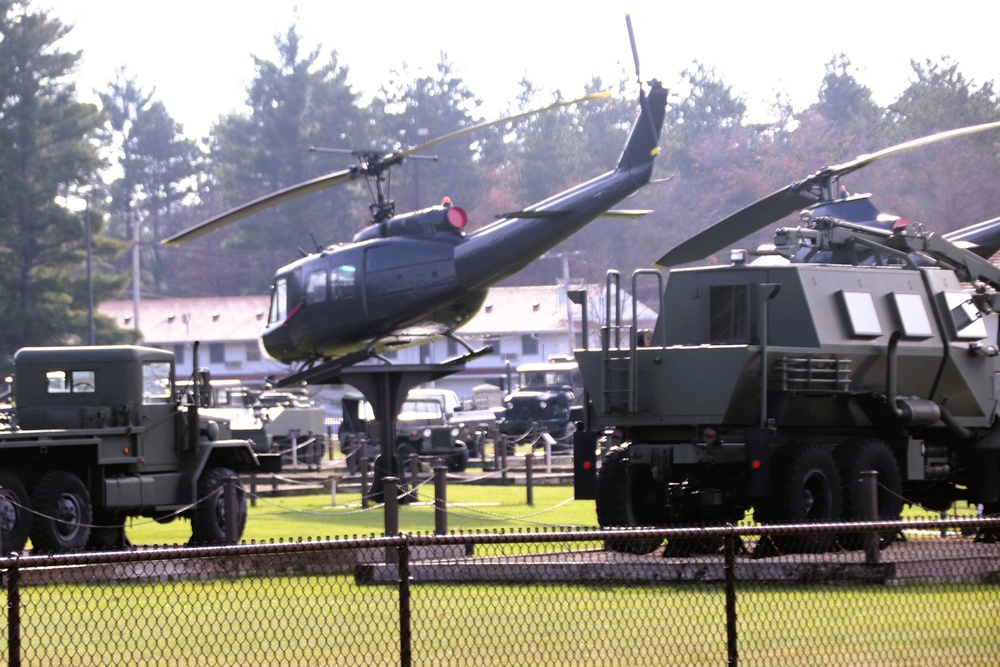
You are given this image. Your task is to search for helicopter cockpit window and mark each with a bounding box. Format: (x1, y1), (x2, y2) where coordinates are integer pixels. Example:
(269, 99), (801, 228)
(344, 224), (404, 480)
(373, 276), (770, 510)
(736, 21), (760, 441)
(841, 291), (882, 337)
(709, 285), (749, 344)
(305, 270), (327, 305)
(330, 265), (357, 299)
(943, 291), (988, 340)
(269, 278), (288, 324)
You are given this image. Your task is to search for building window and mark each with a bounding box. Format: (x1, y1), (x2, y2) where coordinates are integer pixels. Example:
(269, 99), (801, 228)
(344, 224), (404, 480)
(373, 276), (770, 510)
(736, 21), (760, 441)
(173, 344), (185, 365)
(420, 343), (432, 364)
(209, 343), (225, 364)
(521, 334), (539, 356)
(246, 341), (262, 362)
(446, 338), (458, 357)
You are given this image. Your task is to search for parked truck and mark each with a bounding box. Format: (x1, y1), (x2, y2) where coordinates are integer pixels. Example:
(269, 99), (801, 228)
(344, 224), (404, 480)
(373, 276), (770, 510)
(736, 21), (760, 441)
(0, 345), (277, 553)
(499, 358), (583, 449)
(575, 205), (1000, 554)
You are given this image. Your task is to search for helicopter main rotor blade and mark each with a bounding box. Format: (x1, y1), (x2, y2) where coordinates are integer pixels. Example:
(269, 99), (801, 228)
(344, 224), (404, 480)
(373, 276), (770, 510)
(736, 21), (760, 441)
(162, 167), (362, 244)
(395, 91), (612, 159)
(655, 188), (818, 267)
(655, 119), (1000, 266)
(163, 92), (612, 246)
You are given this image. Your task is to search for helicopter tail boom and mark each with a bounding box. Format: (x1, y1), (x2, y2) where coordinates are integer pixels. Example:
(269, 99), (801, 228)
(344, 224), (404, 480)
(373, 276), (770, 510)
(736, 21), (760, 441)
(456, 83), (668, 290)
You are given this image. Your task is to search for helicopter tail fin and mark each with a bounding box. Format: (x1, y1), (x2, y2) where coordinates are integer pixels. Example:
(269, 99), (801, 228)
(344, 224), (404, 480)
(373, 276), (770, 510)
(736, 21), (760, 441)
(616, 82), (668, 173)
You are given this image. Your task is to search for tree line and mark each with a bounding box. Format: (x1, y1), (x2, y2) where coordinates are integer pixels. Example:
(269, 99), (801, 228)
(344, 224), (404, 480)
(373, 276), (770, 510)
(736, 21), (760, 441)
(2, 0), (1000, 369)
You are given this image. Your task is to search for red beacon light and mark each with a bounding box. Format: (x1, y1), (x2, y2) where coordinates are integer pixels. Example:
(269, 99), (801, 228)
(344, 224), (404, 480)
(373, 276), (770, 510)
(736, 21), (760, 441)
(446, 205), (468, 230)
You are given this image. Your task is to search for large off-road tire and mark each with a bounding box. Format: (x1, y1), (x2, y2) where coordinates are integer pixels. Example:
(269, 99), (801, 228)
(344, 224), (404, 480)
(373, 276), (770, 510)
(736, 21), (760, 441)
(448, 443), (470, 472)
(30, 470), (93, 553)
(191, 467), (247, 545)
(759, 444), (842, 553)
(0, 469), (32, 553)
(87, 511), (132, 550)
(596, 445), (663, 554)
(836, 438), (903, 549)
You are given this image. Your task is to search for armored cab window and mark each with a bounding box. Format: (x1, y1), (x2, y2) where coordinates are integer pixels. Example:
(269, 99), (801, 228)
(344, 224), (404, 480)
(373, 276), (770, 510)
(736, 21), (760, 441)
(269, 278), (288, 325)
(142, 361), (172, 404)
(329, 265), (357, 299)
(46, 370), (96, 394)
(943, 291), (988, 340)
(841, 291), (882, 337)
(709, 285), (749, 344)
(891, 293), (933, 338)
(305, 270), (327, 305)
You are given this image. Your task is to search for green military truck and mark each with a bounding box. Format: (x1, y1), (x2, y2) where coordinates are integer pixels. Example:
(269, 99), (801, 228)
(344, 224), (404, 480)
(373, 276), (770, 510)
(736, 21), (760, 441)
(576, 211), (1000, 554)
(0, 345), (276, 553)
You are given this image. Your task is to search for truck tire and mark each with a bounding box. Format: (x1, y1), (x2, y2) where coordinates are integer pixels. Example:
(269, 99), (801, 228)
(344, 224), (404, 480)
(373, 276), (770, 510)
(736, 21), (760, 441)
(88, 511), (131, 550)
(30, 470), (93, 553)
(191, 467), (247, 545)
(448, 443), (470, 472)
(0, 470), (32, 553)
(596, 446), (662, 554)
(760, 444), (842, 553)
(836, 438), (903, 549)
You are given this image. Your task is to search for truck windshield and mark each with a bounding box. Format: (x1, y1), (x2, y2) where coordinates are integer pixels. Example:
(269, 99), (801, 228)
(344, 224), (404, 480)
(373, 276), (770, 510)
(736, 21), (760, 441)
(398, 400), (443, 420)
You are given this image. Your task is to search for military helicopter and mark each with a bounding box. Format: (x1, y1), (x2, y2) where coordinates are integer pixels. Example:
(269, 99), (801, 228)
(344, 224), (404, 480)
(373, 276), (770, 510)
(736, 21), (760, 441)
(165, 25), (667, 381)
(656, 120), (1000, 269)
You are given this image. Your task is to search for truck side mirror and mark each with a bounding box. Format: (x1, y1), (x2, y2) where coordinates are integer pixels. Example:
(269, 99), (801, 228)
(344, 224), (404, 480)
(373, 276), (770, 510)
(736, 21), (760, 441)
(195, 368), (212, 408)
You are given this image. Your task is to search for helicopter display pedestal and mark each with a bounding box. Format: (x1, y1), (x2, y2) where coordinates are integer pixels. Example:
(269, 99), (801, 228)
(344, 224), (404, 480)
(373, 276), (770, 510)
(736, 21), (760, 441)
(295, 362), (466, 536)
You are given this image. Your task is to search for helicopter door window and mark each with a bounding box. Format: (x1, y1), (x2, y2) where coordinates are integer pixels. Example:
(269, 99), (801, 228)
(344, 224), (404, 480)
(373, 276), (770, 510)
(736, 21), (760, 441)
(305, 270), (327, 305)
(329, 265), (357, 299)
(269, 278), (288, 324)
(943, 291), (988, 340)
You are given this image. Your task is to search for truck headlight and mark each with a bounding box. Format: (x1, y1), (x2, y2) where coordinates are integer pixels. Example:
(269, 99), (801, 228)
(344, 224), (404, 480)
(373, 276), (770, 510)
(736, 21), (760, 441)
(450, 427), (460, 438)
(422, 428), (432, 439)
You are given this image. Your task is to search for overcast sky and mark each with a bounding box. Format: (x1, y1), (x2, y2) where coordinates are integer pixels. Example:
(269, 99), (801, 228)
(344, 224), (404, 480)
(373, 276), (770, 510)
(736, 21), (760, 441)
(40, 0), (1000, 139)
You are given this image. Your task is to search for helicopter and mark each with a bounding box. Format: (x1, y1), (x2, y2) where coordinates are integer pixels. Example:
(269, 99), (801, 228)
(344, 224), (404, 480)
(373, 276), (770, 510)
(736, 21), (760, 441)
(164, 27), (667, 381)
(656, 120), (1000, 269)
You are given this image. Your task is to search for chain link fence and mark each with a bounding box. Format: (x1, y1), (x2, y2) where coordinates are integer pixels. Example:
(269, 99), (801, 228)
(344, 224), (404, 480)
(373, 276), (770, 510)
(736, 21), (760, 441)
(2, 516), (998, 667)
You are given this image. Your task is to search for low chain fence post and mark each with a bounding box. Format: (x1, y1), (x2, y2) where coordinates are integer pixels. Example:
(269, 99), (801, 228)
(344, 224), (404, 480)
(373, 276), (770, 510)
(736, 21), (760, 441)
(224, 476), (239, 544)
(434, 465), (448, 535)
(525, 452), (534, 506)
(361, 457), (370, 508)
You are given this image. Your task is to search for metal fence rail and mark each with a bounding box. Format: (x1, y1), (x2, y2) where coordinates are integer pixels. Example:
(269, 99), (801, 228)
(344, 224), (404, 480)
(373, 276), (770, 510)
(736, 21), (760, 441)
(2, 518), (998, 667)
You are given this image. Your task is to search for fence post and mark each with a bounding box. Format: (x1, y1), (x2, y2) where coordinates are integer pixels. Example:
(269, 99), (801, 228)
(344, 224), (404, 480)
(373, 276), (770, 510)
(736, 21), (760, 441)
(434, 465), (448, 535)
(384, 477), (399, 537)
(525, 452), (534, 506)
(249, 472), (257, 508)
(361, 458), (370, 509)
(860, 470), (881, 564)
(330, 477), (337, 507)
(408, 454), (420, 503)
(398, 537), (412, 667)
(224, 476), (239, 544)
(7, 553), (20, 667)
(291, 432), (298, 467)
(500, 435), (509, 482)
(724, 534), (738, 667)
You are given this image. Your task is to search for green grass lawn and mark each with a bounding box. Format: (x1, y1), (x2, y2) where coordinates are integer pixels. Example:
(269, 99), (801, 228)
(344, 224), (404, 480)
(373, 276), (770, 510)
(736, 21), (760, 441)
(125, 484), (596, 546)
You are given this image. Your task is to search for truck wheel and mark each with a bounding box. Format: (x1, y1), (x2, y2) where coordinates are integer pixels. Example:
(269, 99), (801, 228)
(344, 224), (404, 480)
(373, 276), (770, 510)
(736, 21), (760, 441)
(836, 438), (903, 549)
(88, 511), (131, 550)
(760, 445), (842, 553)
(30, 470), (92, 553)
(596, 446), (662, 554)
(191, 467), (247, 545)
(448, 443), (470, 472)
(0, 470), (32, 553)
